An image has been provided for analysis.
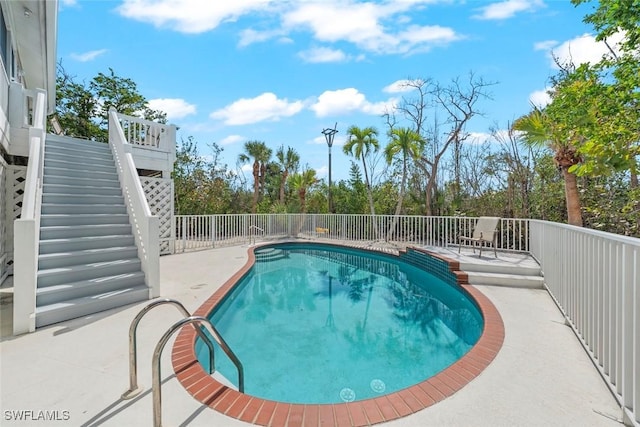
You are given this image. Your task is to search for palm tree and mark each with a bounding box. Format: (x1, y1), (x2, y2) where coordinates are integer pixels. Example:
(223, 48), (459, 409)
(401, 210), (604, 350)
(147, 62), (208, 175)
(344, 125), (380, 237)
(385, 127), (425, 241)
(238, 140), (272, 213)
(275, 145), (300, 205)
(289, 168), (317, 213)
(513, 107), (583, 226)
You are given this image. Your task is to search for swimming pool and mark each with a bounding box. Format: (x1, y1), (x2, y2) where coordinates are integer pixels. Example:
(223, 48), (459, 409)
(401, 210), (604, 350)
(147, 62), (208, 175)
(196, 243), (482, 404)
(172, 243), (504, 426)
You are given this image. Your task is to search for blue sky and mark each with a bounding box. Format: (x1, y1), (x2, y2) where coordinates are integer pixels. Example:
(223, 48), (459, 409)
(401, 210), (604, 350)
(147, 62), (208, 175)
(56, 0), (616, 183)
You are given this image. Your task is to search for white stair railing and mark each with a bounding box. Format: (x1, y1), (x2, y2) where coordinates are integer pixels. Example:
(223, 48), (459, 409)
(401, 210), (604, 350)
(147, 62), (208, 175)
(108, 108), (160, 297)
(13, 89), (47, 335)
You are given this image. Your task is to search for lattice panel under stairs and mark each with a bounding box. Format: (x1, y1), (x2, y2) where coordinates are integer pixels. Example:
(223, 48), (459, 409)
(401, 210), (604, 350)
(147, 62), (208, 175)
(3, 165), (27, 277)
(141, 177), (174, 255)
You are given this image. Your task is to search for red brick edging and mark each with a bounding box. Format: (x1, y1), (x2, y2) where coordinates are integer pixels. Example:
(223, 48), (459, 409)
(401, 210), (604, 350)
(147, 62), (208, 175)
(171, 244), (504, 426)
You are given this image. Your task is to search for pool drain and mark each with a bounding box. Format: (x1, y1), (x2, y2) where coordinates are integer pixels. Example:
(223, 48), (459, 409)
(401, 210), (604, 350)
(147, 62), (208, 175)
(339, 388), (356, 402)
(370, 379), (386, 393)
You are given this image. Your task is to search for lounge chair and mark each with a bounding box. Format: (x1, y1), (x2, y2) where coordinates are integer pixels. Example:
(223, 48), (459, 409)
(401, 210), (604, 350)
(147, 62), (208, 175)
(458, 217), (500, 257)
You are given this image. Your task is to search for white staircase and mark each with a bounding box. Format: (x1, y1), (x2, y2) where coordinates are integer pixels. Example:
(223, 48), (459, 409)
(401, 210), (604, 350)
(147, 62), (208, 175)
(35, 135), (149, 328)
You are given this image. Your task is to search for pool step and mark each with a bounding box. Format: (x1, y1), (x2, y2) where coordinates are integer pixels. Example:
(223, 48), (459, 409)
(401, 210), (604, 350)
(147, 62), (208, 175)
(255, 248), (288, 262)
(465, 271), (544, 289)
(408, 247), (544, 288)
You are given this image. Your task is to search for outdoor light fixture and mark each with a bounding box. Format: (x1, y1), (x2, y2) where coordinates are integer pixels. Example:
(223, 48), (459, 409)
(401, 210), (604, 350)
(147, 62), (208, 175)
(322, 124), (338, 213)
(23, 7), (33, 17)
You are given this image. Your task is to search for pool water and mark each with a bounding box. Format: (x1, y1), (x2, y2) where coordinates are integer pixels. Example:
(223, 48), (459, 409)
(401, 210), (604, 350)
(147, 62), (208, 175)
(196, 244), (483, 404)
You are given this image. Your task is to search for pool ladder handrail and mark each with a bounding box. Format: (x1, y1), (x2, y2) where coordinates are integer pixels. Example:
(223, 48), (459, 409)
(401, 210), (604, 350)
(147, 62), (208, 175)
(121, 298), (213, 399)
(152, 315), (245, 427)
(121, 299), (245, 427)
(249, 225), (264, 246)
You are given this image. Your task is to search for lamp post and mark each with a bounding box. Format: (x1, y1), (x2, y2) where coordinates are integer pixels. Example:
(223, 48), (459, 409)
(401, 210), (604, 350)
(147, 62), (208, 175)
(322, 123), (338, 213)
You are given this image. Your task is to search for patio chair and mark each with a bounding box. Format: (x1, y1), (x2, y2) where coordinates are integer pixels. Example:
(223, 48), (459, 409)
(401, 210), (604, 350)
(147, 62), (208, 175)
(458, 216), (500, 257)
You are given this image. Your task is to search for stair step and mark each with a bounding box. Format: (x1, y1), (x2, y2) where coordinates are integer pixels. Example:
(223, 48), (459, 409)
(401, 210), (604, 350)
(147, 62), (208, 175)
(42, 193), (124, 205)
(40, 214), (130, 227)
(465, 271), (545, 289)
(43, 175), (121, 188)
(40, 224), (131, 239)
(38, 258), (142, 287)
(38, 246), (139, 270)
(43, 184), (123, 197)
(41, 203), (127, 215)
(36, 271), (146, 306)
(46, 136), (111, 152)
(46, 143), (113, 159)
(44, 166), (118, 181)
(45, 158), (117, 174)
(35, 285), (149, 328)
(45, 150), (115, 167)
(39, 235), (135, 253)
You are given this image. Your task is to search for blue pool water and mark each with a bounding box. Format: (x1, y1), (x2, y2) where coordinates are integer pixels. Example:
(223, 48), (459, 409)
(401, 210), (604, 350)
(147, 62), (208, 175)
(196, 243), (483, 404)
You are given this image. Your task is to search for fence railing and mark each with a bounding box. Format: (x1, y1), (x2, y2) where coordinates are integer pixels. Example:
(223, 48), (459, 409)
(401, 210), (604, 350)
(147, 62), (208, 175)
(173, 214), (530, 253)
(530, 220), (639, 426)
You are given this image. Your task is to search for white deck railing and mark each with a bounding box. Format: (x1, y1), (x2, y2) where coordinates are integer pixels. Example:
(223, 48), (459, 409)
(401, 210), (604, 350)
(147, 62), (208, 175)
(13, 88), (47, 334)
(530, 221), (639, 426)
(115, 112), (176, 178)
(172, 214), (530, 253)
(109, 108), (160, 297)
(115, 112), (172, 151)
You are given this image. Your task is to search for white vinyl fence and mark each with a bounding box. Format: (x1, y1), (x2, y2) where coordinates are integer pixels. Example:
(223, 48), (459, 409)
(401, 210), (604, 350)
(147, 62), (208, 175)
(530, 220), (639, 426)
(172, 214), (529, 253)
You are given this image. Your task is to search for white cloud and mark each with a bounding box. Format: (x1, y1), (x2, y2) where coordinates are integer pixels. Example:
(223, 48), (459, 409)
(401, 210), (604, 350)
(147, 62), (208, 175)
(529, 88), (551, 107)
(147, 98), (196, 119)
(298, 47), (348, 63)
(534, 40), (557, 51)
(282, 2), (460, 55)
(60, 0), (77, 7)
(116, 1), (460, 55)
(220, 135), (245, 146)
(310, 88), (397, 118)
(315, 165), (328, 179)
(210, 92), (304, 125)
(473, 0), (544, 20)
(549, 32), (624, 69)
(311, 136), (326, 145)
(310, 134), (347, 147)
(116, 0), (277, 34)
(70, 49), (108, 62)
(238, 28), (285, 47)
(383, 79), (424, 93)
(467, 132), (492, 144)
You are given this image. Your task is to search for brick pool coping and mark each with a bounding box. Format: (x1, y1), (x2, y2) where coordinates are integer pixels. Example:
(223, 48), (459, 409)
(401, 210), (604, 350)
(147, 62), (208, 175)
(171, 243), (505, 426)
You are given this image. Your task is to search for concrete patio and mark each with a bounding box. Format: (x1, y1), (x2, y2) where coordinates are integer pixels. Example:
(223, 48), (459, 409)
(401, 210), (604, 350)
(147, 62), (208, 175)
(0, 244), (624, 426)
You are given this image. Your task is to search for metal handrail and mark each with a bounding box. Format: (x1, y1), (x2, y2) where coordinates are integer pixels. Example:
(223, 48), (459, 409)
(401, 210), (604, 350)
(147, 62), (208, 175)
(249, 225), (264, 246)
(153, 316), (245, 427)
(121, 299), (215, 399)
